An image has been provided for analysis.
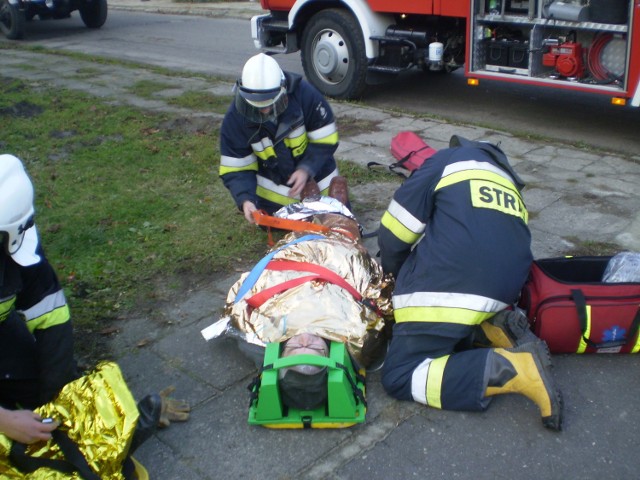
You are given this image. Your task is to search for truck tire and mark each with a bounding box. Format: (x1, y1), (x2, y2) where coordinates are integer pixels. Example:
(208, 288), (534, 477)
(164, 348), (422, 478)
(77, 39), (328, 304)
(79, 0), (107, 28)
(0, 0), (25, 40)
(300, 8), (367, 100)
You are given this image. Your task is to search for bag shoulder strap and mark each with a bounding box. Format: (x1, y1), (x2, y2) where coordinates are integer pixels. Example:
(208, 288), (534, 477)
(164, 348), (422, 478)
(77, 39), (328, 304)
(10, 429), (101, 480)
(572, 289), (640, 350)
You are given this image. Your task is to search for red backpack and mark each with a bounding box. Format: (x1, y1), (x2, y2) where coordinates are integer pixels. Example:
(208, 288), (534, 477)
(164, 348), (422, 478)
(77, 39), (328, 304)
(368, 131), (438, 177)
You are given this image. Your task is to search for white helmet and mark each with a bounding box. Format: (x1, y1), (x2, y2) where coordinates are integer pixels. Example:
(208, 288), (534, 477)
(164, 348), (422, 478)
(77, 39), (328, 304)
(235, 53), (288, 123)
(0, 154), (35, 255)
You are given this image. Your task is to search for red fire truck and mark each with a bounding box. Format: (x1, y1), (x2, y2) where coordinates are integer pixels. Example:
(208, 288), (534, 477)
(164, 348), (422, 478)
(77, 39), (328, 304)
(250, 0), (639, 107)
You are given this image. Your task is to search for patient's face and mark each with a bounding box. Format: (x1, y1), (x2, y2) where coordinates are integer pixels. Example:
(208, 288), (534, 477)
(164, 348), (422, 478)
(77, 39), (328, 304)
(282, 333), (329, 358)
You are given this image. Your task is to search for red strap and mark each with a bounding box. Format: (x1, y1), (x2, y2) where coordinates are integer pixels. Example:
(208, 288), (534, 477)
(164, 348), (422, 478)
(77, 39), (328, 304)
(265, 260), (363, 301)
(244, 260), (363, 309)
(246, 275), (319, 308)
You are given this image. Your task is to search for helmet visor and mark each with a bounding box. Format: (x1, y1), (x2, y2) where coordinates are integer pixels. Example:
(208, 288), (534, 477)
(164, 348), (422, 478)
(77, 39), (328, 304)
(234, 82), (288, 123)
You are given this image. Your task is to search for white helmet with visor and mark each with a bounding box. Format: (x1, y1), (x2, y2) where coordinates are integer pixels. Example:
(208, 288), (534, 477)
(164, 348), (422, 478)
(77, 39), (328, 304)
(0, 154), (36, 255)
(235, 53), (288, 123)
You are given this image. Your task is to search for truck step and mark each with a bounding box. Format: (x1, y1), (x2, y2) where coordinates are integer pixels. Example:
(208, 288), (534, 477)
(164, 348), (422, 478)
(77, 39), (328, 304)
(367, 64), (412, 74)
(261, 18), (289, 32)
(370, 35), (418, 48)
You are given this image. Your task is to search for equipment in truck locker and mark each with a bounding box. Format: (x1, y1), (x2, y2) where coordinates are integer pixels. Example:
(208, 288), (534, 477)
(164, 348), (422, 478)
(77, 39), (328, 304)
(252, 0), (639, 105)
(542, 35), (585, 79)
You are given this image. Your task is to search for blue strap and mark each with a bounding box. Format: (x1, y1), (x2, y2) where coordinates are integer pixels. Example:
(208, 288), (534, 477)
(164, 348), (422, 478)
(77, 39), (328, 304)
(234, 234), (324, 303)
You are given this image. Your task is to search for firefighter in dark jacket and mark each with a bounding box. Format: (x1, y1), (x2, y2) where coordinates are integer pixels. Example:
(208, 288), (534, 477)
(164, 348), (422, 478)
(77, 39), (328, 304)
(0, 154), (78, 444)
(220, 53), (340, 223)
(378, 136), (563, 430)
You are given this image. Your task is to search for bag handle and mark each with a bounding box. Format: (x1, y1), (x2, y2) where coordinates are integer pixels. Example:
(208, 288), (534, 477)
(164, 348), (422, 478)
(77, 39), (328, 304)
(10, 429), (100, 480)
(367, 144), (433, 177)
(571, 289), (640, 351)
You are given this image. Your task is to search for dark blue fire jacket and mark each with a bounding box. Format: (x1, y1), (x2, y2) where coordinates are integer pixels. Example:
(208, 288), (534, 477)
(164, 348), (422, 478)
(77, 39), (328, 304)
(220, 72), (340, 214)
(378, 136), (533, 334)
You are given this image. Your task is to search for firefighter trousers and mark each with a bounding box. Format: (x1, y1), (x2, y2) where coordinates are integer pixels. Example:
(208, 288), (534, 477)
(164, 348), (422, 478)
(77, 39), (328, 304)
(382, 322), (493, 411)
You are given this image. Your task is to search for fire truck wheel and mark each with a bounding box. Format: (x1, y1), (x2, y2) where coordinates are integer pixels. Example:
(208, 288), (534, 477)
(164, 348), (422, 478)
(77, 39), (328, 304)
(0, 0), (26, 40)
(301, 8), (367, 100)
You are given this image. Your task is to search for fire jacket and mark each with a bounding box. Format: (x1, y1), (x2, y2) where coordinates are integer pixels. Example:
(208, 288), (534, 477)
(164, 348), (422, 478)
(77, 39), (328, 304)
(0, 227), (77, 408)
(378, 136), (533, 332)
(219, 72), (340, 214)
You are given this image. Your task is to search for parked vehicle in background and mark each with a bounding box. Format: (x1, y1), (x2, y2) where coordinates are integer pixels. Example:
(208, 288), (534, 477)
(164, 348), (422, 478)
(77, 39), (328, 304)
(250, 0), (639, 107)
(0, 0), (107, 39)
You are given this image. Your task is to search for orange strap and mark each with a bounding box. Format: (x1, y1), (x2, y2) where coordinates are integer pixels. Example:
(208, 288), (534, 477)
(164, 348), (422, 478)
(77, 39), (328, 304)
(252, 210), (331, 234)
(252, 209), (332, 246)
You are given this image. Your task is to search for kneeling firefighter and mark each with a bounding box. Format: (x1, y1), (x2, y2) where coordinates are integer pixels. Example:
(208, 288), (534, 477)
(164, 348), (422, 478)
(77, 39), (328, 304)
(378, 136), (563, 431)
(203, 177), (394, 428)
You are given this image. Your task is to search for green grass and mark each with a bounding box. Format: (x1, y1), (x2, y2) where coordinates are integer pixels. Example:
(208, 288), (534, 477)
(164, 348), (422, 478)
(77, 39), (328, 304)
(167, 91), (233, 113)
(0, 75), (387, 342)
(127, 79), (177, 98)
(127, 81), (233, 113)
(1, 76), (262, 332)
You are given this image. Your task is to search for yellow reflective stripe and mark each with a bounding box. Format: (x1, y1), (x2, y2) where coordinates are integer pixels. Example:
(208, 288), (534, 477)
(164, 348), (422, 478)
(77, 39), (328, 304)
(0, 296), (15, 323)
(576, 304), (592, 354)
(251, 137), (277, 161)
(26, 304), (70, 333)
(426, 355), (448, 409)
(394, 291), (506, 311)
(284, 130), (308, 157)
(435, 167), (528, 223)
(256, 185), (299, 206)
(310, 131), (339, 146)
(381, 211), (422, 245)
(632, 308), (640, 353)
(388, 199), (425, 233)
(254, 147), (277, 161)
(439, 159), (516, 185)
(219, 154), (258, 175)
(436, 168), (518, 193)
(395, 306), (495, 326)
(255, 168), (338, 206)
(308, 122), (338, 145)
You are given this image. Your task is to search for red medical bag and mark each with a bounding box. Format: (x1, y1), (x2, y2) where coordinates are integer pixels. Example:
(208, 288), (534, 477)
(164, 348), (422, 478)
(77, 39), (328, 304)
(519, 256), (640, 353)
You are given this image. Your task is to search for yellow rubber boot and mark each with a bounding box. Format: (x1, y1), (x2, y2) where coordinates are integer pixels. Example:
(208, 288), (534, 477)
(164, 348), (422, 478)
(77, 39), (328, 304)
(474, 310), (539, 349)
(484, 342), (563, 431)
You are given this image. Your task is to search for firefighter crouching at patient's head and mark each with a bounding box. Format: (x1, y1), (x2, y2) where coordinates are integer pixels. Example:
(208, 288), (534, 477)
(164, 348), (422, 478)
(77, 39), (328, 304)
(234, 53), (289, 124)
(220, 52), (341, 224)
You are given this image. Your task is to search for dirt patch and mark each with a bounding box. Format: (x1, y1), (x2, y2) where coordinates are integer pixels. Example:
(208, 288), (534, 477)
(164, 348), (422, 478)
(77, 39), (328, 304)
(158, 116), (219, 134)
(337, 116), (382, 137)
(0, 100), (44, 118)
(562, 239), (621, 257)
